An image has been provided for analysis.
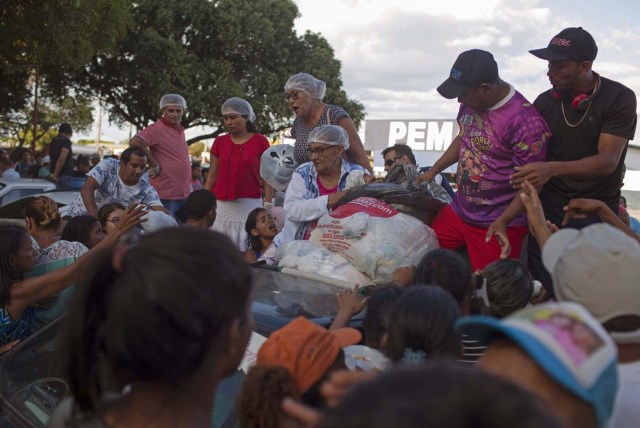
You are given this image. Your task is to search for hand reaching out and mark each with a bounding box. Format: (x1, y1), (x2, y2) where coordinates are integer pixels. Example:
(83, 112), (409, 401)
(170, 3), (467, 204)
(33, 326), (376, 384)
(519, 180), (552, 248)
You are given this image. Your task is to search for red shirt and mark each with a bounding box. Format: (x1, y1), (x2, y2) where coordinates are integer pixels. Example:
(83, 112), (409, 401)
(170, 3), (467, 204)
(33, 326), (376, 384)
(211, 133), (270, 200)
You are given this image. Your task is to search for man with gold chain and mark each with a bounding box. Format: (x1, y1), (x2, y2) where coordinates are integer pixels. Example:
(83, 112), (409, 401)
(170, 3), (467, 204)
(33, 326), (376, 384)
(510, 27), (637, 294)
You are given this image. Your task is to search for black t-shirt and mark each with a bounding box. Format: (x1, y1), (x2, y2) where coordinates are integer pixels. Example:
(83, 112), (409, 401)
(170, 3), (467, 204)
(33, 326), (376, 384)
(534, 76), (637, 207)
(49, 135), (74, 176)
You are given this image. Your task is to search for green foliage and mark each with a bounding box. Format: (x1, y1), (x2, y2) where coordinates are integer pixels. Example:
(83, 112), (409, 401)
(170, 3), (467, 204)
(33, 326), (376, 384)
(70, 0), (365, 144)
(0, 0), (130, 113)
(0, 83), (94, 148)
(188, 142), (205, 158)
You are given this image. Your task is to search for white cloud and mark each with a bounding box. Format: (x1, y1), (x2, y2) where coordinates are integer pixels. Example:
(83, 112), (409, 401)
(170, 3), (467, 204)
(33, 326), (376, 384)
(293, 0), (640, 119)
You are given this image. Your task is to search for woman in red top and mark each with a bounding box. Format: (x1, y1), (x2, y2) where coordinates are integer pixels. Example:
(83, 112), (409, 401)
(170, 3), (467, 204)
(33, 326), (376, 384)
(205, 97), (271, 250)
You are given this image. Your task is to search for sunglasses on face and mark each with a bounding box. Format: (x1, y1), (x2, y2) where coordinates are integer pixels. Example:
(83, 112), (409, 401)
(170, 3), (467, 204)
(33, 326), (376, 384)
(384, 156), (403, 167)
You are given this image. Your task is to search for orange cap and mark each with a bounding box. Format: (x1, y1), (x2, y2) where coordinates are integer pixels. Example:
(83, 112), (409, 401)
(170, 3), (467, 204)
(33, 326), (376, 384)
(257, 317), (361, 394)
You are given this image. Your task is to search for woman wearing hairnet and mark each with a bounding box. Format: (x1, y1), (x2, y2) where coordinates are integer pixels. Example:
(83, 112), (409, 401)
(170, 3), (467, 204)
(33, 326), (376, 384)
(205, 97), (272, 250)
(276, 125), (367, 244)
(284, 73), (373, 174)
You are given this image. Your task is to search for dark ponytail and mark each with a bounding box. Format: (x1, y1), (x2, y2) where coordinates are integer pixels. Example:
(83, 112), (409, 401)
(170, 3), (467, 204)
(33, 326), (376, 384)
(60, 228), (253, 414)
(62, 257), (120, 412)
(246, 119), (258, 134)
(0, 226), (28, 305)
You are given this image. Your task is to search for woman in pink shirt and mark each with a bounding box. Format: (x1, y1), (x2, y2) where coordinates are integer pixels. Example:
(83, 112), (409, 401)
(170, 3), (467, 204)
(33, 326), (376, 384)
(204, 98), (271, 250)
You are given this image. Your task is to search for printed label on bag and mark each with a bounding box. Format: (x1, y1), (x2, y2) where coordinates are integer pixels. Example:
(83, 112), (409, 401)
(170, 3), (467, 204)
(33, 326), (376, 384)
(329, 197), (398, 219)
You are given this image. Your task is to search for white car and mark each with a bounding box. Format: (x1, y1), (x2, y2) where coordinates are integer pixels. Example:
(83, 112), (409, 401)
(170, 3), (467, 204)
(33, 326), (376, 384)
(0, 179), (57, 206)
(0, 190), (79, 227)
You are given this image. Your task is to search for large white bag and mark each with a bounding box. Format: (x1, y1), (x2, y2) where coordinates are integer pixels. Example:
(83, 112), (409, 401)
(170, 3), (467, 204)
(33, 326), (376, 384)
(277, 240), (374, 288)
(310, 197), (439, 283)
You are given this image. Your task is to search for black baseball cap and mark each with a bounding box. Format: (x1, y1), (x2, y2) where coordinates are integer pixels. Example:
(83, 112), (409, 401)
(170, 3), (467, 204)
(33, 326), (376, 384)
(437, 49), (499, 99)
(529, 27), (598, 61)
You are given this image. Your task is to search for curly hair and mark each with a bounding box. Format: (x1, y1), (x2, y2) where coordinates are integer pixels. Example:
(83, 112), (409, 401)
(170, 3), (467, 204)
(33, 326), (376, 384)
(237, 365), (300, 428)
(24, 196), (61, 231)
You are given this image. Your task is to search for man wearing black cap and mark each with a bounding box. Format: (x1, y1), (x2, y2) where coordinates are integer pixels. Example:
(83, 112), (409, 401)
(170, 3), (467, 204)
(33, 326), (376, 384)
(49, 123), (75, 189)
(417, 49), (550, 271)
(510, 27), (637, 293)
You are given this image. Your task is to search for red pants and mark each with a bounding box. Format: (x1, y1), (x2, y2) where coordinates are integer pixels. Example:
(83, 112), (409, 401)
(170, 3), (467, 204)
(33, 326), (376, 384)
(431, 205), (528, 271)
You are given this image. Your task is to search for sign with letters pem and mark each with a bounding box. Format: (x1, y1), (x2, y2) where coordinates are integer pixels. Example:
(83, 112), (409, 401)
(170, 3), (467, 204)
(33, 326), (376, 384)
(365, 119), (459, 172)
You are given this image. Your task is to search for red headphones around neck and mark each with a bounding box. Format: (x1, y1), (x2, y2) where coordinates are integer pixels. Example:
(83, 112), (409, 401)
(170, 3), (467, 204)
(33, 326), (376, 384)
(551, 74), (601, 111)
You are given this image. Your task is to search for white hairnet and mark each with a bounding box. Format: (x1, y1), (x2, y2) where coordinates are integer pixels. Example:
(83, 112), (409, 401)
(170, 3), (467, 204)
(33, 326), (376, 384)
(284, 73), (326, 100)
(221, 97), (256, 122)
(307, 125), (349, 150)
(159, 94), (187, 110)
(141, 210), (178, 233)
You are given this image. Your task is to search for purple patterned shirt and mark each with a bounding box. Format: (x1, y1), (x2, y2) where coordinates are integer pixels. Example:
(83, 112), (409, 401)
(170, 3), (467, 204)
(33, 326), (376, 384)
(452, 87), (550, 227)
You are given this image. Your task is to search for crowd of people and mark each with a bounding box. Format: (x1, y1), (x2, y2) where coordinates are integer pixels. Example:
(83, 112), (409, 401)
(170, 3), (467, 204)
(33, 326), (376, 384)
(0, 26), (638, 428)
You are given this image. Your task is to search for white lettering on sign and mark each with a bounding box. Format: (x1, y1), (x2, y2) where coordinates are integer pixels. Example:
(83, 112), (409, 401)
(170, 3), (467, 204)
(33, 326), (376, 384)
(407, 122), (426, 150)
(387, 121), (454, 151)
(388, 122), (407, 146)
(426, 121), (453, 150)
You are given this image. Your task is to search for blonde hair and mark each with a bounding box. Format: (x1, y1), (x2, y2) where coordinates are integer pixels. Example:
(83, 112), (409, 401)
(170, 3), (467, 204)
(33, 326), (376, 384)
(24, 196), (61, 230)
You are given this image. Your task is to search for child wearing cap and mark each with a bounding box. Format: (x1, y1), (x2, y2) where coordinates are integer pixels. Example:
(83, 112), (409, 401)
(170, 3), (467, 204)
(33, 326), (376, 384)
(457, 302), (619, 428)
(237, 317), (361, 428)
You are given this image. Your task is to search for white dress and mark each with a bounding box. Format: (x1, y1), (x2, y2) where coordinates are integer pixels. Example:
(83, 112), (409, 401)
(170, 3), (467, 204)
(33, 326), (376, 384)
(211, 198), (262, 251)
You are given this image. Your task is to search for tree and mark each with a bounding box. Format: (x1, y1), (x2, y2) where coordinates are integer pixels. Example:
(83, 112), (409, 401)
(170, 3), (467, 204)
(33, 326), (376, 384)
(1, 0), (130, 107)
(0, 0), (130, 152)
(69, 0), (365, 144)
(0, 87), (94, 149)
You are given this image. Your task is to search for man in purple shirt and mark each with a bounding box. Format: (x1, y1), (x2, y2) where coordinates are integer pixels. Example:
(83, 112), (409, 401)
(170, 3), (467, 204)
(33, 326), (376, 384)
(418, 49), (550, 270)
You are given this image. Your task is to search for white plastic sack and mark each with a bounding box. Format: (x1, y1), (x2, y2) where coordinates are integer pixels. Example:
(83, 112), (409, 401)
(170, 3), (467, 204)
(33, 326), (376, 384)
(260, 144), (298, 192)
(277, 240), (373, 288)
(310, 197), (439, 283)
(141, 210), (178, 233)
(345, 170), (365, 189)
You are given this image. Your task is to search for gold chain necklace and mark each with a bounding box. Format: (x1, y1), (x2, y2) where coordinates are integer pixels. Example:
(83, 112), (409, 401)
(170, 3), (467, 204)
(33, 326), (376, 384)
(560, 76), (599, 128)
(561, 100), (591, 128)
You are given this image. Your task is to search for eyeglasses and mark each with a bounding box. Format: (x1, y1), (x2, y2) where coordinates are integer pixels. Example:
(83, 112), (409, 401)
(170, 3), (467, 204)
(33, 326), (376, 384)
(384, 156), (403, 167)
(284, 91), (302, 101)
(106, 217), (120, 225)
(308, 146), (336, 157)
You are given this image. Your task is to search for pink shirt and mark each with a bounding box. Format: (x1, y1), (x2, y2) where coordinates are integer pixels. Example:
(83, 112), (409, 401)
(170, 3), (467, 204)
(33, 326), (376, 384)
(136, 119), (191, 200)
(302, 178), (338, 240)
